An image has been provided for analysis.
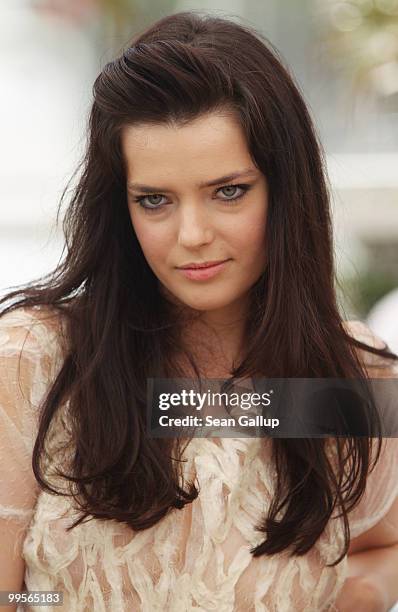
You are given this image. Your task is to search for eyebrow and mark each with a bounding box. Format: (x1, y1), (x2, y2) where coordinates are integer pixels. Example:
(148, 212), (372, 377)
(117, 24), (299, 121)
(127, 168), (259, 193)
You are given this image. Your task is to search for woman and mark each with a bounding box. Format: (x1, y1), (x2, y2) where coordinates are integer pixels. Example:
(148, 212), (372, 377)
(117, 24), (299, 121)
(1, 10), (398, 612)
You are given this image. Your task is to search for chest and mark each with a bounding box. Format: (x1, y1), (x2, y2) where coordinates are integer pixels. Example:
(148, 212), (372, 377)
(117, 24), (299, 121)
(22, 438), (347, 611)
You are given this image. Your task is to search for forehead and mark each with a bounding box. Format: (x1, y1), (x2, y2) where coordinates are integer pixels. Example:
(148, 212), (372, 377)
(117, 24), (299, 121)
(120, 112), (254, 178)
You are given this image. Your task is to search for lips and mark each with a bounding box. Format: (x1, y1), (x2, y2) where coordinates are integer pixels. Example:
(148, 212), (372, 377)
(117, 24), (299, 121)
(177, 259), (229, 270)
(176, 259), (230, 281)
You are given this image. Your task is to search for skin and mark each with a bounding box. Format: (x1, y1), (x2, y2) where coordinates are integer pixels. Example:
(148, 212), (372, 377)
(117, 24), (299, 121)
(122, 110), (268, 372)
(121, 110), (398, 610)
(335, 494), (398, 611)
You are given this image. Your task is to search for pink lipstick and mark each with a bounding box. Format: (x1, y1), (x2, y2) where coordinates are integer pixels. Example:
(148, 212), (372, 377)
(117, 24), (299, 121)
(176, 259), (230, 281)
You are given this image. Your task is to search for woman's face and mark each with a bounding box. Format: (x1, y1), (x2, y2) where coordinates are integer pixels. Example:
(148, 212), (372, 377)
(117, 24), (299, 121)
(122, 112), (268, 314)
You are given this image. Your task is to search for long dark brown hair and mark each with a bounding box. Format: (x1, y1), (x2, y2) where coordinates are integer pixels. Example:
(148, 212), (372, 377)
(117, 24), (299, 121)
(1, 10), (396, 566)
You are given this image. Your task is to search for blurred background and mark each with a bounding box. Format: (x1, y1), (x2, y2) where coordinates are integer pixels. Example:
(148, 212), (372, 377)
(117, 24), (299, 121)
(1, 0), (398, 352)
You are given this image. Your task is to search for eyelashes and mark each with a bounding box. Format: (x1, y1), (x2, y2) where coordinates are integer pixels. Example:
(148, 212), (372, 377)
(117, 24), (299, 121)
(132, 183), (253, 212)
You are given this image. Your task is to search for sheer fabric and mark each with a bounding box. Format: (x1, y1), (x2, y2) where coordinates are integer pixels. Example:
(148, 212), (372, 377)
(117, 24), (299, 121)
(0, 308), (397, 611)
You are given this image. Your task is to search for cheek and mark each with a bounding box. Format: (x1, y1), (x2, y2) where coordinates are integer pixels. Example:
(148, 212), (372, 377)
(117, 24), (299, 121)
(130, 213), (170, 265)
(233, 213), (267, 258)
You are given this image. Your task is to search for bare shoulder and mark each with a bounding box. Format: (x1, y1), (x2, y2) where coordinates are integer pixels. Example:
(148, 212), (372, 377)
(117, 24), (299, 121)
(342, 320), (386, 347)
(342, 319), (398, 377)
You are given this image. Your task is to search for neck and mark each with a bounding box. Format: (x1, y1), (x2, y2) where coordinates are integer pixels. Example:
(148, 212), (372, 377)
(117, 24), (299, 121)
(179, 297), (250, 376)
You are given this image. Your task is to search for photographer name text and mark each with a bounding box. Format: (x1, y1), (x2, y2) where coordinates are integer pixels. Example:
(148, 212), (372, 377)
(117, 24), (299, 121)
(157, 414), (279, 428)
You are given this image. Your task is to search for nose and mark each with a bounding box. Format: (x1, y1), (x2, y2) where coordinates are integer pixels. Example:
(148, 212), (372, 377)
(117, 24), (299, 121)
(177, 202), (214, 248)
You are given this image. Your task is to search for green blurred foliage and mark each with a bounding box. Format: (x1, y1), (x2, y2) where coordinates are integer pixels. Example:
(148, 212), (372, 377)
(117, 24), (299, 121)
(320, 0), (398, 103)
(340, 269), (398, 316)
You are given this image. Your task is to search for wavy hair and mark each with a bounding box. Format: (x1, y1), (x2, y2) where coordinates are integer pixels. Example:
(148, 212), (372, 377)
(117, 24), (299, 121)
(1, 10), (397, 565)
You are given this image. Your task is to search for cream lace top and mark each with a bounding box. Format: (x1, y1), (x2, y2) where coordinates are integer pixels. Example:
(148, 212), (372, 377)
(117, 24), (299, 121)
(1, 307), (397, 612)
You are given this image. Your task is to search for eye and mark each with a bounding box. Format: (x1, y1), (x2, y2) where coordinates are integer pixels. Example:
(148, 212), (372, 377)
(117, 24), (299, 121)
(132, 182), (252, 212)
(133, 193), (168, 211)
(217, 183), (251, 202)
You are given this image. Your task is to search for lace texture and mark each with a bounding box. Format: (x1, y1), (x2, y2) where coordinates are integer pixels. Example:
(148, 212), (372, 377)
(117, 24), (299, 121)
(0, 308), (397, 611)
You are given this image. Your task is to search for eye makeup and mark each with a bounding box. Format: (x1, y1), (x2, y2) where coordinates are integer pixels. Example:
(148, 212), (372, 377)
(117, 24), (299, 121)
(132, 183), (253, 212)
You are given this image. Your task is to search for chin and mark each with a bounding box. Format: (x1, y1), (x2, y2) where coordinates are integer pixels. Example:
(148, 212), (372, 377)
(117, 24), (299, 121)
(177, 294), (233, 312)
